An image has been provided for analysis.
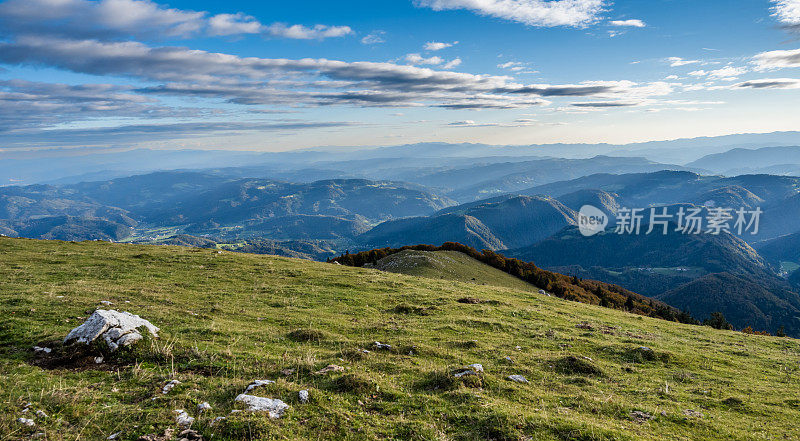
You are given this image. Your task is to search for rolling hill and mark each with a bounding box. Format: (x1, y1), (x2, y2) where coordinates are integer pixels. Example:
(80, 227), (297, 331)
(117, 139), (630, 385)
(1, 238), (799, 440)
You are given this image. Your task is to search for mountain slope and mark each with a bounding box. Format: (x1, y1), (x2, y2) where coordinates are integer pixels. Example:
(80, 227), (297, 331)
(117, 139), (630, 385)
(366, 249), (541, 293)
(2, 237), (799, 439)
(688, 146), (800, 174)
(360, 196), (576, 251)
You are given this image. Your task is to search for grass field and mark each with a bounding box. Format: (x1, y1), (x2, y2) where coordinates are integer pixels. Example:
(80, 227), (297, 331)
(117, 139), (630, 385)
(1, 237), (799, 440)
(368, 250), (541, 293)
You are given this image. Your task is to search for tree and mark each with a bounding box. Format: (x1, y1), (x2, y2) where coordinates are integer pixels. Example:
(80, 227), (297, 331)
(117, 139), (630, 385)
(776, 326), (786, 338)
(703, 312), (734, 330)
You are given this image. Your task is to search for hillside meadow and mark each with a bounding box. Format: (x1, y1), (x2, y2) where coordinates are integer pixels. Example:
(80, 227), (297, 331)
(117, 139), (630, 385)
(1, 237), (799, 440)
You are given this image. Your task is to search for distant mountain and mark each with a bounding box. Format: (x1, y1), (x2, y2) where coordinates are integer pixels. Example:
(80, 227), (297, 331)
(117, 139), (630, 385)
(359, 196), (576, 250)
(688, 146), (800, 175)
(0, 216), (134, 242)
(754, 231), (800, 267)
(657, 273), (800, 336)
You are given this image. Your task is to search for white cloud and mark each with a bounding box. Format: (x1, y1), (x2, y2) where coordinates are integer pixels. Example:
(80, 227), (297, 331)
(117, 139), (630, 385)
(752, 48), (800, 70)
(424, 41), (458, 51)
(0, 0), (353, 40)
(414, 0), (606, 28)
(708, 65), (748, 80)
(443, 58), (463, 69)
(405, 53), (445, 65)
(667, 57), (701, 67)
(665, 75), (680, 80)
(609, 19), (645, 27)
(361, 31), (386, 44)
(772, 0), (800, 25)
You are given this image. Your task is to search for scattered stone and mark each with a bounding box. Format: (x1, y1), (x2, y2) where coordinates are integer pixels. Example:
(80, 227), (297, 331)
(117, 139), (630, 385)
(95, 356), (104, 364)
(174, 409), (194, 429)
(244, 379), (275, 392)
(35, 410), (47, 418)
(630, 411), (654, 423)
(507, 375), (529, 384)
(575, 322), (594, 330)
(373, 341), (391, 350)
(162, 380), (181, 394)
(538, 289), (551, 297)
(107, 432), (121, 440)
(454, 369), (478, 378)
(63, 309), (159, 352)
(197, 402), (211, 412)
(299, 389), (309, 403)
(314, 364), (345, 375)
(32, 346), (51, 354)
(515, 345), (522, 351)
(177, 429), (204, 441)
(504, 356), (514, 363)
(17, 418), (35, 427)
(468, 363), (484, 373)
(100, 300), (113, 306)
(683, 409), (704, 418)
(210, 416), (226, 427)
(234, 394), (289, 418)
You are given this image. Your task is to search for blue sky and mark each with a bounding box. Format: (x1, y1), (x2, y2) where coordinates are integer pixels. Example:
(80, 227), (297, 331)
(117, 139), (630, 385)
(0, 0), (799, 153)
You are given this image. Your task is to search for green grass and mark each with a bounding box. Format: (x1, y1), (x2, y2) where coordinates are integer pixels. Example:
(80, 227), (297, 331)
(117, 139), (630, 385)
(1, 237), (799, 440)
(369, 250), (541, 293)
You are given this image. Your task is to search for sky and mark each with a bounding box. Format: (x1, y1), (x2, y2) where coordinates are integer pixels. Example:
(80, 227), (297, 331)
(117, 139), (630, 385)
(0, 0), (799, 153)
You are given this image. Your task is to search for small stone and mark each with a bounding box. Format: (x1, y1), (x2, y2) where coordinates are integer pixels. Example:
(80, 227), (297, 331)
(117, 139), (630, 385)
(630, 411), (654, 423)
(299, 389), (309, 403)
(454, 369), (478, 378)
(210, 416), (226, 426)
(95, 356), (104, 364)
(17, 418), (35, 427)
(576, 322), (594, 330)
(683, 409), (704, 418)
(107, 432), (122, 440)
(162, 380), (181, 394)
(35, 410), (47, 418)
(515, 345), (522, 351)
(100, 300), (113, 306)
(174, 409), (194, 429)
(373, 341), (392, 350)
(234, 394), (289, 418)
(468, 363), (484, 373)
(33, 346), (51, 354)
(244, 379), (275, 393)
(197, 402), (211, 412)
(314, 364), (344, 375)
(504, 356), (514, 363)
(507, 374), (529, 384)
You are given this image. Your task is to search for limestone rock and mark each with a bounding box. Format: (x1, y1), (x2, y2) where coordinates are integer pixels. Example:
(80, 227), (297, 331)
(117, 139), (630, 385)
(64, 310), (158, 352)
(507, 374), (529, 384)
(244, 379), (275, 393)
(299, 389), (309, 403)
(234, 394), (289, 418)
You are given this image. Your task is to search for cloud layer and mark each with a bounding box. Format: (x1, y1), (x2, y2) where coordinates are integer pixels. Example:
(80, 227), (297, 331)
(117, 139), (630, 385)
(414, 0), (606, 27)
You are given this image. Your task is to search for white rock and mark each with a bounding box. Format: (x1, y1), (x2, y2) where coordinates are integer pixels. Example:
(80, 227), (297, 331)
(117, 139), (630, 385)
(95, 356), (104, 364)
(454, 370), (478, 378)
(173, 409), (194, 429)
(100, 301), (113, 306)
(17, 418), (35, 427)
(197, 402), (212, 412)
(210, 416), (226, 426)
(373, 341), (392, 350)
(32, 346), (51, 354)
(299, 389), (309, 403)
(63, 310), (158, 352)
(244, 379), (275, 393)
(35, 410), (47, 418)
(507, 375), (529, 384)
(468, 363), (484, 373)
(162, 380), (181, 394)
(107, 432), (121, 440)
(235, 394), (289, 418)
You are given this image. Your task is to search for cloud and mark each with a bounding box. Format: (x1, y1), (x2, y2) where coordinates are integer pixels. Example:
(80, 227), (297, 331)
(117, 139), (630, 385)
(361, 31), (386, 44)
(752, 48), (800, 70)
(667, 57), (701, 67)
(772, 0), (800, 25)
(0, 0), (352, 40)
(570, 100), (640, 107)
(405, 53), (445, 65)
(414, 0), (606, 28)
(687, 65), (749, 80)
(424, 41), (458, 51)
(735, 78), (800, 89)
(443, 58), (463, 69)
(609, 19), (645, 27)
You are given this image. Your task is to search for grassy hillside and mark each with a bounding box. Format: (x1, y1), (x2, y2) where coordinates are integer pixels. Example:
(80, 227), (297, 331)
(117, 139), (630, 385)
(367, 250), (541, 293)
(1, 238), (800, 440)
